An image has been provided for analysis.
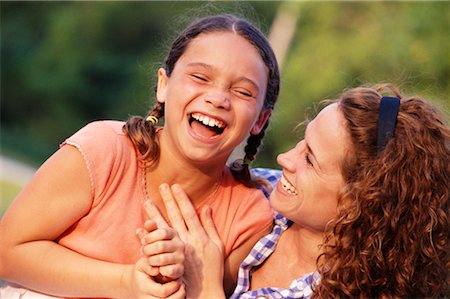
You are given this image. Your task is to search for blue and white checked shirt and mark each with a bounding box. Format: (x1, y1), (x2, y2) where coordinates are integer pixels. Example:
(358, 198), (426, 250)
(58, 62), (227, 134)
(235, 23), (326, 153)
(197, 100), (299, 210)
(230, 168), (320, 299)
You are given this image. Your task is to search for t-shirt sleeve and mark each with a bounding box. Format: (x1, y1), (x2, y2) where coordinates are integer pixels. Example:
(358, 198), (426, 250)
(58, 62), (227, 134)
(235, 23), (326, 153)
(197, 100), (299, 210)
(229, 190), (274, 253)
(60, 121), (124, 206)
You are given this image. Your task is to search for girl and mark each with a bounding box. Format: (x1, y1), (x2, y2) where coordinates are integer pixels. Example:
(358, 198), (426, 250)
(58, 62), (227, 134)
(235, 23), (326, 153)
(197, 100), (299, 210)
(0, 14), (280, 298)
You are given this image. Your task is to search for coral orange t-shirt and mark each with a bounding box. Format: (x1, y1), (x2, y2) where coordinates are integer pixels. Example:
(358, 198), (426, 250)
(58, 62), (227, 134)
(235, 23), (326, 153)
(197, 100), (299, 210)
(58, 120), (273, 264)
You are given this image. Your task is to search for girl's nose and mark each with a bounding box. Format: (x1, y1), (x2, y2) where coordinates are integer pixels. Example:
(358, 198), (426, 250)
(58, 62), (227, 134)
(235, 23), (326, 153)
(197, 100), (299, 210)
(205, 91), (230, 110)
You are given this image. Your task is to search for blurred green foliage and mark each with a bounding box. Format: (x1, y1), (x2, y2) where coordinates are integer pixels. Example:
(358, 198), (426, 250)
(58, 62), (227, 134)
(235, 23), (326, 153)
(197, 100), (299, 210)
(267, 1), (449, 165)
(1, 1), (448, 170)
(0, 180), (21, 216)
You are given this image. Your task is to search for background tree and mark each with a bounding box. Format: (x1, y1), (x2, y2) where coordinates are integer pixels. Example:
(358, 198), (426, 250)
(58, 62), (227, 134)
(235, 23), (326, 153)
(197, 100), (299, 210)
(1, 1), (448, 205)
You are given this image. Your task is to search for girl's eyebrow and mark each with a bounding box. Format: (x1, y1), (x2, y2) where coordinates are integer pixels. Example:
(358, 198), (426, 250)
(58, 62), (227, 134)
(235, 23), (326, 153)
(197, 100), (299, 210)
(186, 62), (261, 94)
(186, 62), (212, 70)
(234, 76), (261, 94)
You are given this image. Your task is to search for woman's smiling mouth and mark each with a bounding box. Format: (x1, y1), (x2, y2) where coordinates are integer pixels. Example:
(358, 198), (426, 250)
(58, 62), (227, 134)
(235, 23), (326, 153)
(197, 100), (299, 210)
(280, 175), (298, 195)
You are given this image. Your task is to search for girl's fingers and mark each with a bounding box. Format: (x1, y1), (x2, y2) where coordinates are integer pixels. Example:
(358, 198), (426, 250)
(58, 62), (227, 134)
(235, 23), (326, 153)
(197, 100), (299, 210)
(136, 227), (146, 241)
(147, 252), (183, 268)
(146, 279), (184, 298)
(136, 257), (160, 277)
(142, 242), (185, 263)
(170, 184), (206, 238)
(143, 219), (158, 232)
(143, 200), (170, 229)
(140, 227), (177, 246)
(159, 263), (184, 279)
(159, 184), (188, 236)
(165, 281), (186, 299)
(136, 219), (158, 240)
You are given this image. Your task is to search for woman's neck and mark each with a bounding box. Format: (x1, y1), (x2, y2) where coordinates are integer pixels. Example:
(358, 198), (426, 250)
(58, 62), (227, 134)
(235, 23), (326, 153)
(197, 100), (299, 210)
(277, 222), (324, 274)
(250, 221), (323, 290)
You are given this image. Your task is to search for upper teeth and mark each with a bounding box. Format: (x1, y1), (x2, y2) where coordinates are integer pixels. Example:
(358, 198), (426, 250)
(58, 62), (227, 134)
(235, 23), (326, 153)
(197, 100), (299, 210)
(192, 113), (225, 128)
(280, 175), (298, 195)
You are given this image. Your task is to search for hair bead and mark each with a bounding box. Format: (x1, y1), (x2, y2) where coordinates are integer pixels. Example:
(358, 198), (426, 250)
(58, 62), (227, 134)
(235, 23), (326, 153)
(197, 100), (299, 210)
(146, 115), (159, 125)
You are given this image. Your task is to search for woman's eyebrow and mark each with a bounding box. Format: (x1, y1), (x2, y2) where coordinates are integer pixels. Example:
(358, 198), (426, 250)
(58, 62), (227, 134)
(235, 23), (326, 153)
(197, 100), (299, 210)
(306, 142), (322, 172)
(304, 125), (322, 171)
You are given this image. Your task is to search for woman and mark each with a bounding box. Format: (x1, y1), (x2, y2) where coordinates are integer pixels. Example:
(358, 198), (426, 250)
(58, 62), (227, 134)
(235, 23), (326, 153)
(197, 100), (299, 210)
(142, 83), (449, 298)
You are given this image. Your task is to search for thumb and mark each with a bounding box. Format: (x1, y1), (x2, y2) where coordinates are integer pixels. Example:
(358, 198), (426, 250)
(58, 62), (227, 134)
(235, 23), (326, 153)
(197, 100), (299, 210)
(143, 200), (169, 229)
(136, 257), (160, 277)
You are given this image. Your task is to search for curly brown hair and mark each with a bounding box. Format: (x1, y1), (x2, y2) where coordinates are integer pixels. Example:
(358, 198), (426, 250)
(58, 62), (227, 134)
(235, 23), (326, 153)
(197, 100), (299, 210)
(312, 84), (450, 298)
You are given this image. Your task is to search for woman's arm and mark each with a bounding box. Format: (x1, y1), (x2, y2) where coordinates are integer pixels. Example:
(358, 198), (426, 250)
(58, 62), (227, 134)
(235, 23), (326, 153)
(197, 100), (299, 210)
(0, 146), (182, 298)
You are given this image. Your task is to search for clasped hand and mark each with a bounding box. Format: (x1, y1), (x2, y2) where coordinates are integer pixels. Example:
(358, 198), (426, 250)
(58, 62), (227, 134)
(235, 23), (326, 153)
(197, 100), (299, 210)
(137, 183), (225, 299)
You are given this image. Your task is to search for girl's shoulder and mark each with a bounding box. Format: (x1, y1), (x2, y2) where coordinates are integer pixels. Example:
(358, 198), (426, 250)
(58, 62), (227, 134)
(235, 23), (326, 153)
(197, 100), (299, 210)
(61, 120), (141, 202)
(62, 120), (130, 152)
(76, 120), (126, 137)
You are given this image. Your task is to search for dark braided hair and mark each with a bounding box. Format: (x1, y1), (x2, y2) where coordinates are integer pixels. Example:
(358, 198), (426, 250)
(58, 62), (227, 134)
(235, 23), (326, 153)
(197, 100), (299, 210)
(123, 14), (280, 186)
(123, 101), (164, 165)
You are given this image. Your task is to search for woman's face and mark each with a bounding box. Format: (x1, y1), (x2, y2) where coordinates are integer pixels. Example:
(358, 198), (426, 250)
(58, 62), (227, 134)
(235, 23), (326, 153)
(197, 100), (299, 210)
(270, 103), (349, 232)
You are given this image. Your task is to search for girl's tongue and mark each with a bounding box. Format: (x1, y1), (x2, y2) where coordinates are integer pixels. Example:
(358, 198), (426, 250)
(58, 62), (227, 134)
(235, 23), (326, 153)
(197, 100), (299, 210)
(191, 120), (217, 138)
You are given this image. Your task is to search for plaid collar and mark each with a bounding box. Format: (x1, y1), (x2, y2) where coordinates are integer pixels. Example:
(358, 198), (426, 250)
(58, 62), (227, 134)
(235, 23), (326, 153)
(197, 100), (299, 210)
(231, 168), (320, 298)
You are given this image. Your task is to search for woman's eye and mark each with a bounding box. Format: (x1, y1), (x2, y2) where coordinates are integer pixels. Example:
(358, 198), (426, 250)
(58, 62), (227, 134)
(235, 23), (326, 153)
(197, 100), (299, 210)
(305, 153), (313, 166)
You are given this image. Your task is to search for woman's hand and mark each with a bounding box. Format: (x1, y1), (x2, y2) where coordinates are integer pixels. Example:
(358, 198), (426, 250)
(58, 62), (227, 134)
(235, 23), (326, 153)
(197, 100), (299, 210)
(143, 183), (226, 299)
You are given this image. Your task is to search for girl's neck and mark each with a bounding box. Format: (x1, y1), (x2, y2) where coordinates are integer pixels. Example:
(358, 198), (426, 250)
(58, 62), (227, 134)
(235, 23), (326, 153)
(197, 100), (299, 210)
(145, 129), (226, 208)
(146, 159), (223, 203)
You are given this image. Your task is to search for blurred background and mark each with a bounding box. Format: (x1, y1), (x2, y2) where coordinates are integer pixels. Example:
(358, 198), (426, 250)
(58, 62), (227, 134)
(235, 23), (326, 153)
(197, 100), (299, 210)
(1, 1), (449, 213)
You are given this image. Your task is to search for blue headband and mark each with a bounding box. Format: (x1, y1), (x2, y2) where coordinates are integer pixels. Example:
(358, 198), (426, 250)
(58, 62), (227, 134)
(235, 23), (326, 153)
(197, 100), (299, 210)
(377, 96), (400, 152)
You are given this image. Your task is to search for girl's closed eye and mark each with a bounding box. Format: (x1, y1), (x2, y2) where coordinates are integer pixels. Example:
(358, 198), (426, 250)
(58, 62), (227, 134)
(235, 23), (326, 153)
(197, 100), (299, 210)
(191, 73), (208, 82)
(233, 88), (254, 98)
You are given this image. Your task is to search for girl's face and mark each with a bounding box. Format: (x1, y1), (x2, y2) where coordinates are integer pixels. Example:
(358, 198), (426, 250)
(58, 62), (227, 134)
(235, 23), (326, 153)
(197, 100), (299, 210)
(156, 31), (270, 167)
(270, 103), (349, 233)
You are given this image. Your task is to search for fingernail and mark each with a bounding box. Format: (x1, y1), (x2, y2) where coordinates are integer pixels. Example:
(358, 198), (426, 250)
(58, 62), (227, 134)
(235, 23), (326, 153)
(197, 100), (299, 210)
(159, 183), (169, 191)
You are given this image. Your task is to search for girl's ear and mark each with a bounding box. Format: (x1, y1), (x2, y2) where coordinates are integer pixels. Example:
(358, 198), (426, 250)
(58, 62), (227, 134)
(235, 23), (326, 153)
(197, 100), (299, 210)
(156, 68), (168, 103)
(251, 109), (272, 135)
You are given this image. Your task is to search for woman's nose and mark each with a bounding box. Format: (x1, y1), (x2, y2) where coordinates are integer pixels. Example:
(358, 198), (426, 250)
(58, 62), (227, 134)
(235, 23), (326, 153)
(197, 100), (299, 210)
(277, 149), (294, 169)
(277, 141), (303, 170)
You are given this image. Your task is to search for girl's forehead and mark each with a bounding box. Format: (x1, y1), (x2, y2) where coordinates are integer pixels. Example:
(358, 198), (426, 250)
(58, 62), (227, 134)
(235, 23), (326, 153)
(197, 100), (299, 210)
(186, 31), (258, 57)
(177, 31), (268, 79)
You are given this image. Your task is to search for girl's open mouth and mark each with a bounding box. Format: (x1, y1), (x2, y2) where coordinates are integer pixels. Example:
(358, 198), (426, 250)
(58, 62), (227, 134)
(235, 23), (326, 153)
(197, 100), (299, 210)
(189, 113), (226, 138)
